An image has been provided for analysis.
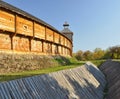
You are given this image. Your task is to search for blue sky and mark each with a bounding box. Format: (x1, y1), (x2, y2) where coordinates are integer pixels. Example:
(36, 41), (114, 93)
(3, 0), (120, 52)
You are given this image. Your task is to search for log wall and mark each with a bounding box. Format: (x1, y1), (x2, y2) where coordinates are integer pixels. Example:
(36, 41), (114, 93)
(34, 23), (45, 39)
(0, 10), (15, 32)
(0, 2), (72, 56)
(0, 33), (11, 50)
(13, 36), (30, 51)
(31, 39), (43, 52)
(16, 16), (33, 36)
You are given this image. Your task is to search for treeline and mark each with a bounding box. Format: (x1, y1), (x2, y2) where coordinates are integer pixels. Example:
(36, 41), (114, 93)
(74, 45), (120, 61)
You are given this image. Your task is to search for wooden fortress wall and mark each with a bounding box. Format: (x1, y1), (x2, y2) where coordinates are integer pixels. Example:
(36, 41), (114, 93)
(0, 8), (72, 56)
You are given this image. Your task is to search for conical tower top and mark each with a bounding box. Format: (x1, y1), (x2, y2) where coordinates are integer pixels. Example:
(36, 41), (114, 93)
(61, 22), (73, 41)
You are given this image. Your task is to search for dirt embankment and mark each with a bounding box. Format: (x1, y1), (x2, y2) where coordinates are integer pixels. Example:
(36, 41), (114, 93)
(0, 53), (70, 74)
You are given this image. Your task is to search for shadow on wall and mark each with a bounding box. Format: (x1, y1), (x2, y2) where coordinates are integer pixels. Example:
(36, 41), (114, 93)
(99, 60), (120, 99)
(36, 74), (70, 99)
(0, 73), (104, 99)
(0, 74), (70, 99)
(85, 62), (106, 88)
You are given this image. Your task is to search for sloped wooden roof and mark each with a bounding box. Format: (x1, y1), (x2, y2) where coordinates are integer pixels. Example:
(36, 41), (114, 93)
(100, 60), (120, 99)
(0, 62), (106, 99)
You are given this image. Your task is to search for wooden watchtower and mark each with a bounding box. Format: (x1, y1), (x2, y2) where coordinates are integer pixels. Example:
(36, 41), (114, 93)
(61, 22), (73, 56)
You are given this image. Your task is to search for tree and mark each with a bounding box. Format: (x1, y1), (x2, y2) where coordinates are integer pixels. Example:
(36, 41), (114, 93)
(103, 49), (111, 59)
(74, 45), (120, 61)
(82, 50), (93, 60)
(93, 48), (105, 60)
(75, 50), (84, 61)
(109, 45), (120, 59)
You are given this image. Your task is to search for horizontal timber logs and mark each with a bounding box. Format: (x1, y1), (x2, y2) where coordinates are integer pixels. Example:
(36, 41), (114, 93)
(54, 32), (59, 44)
(0, 1), (73, 56)
(0, 10), (15, 32)
(0, 33), (11, 50)
(16, 16), (33, 36)
(46, 27), (54, 42)
(13, 36), (30, 51)
(31, 39), (43, 52)
(34, 22), (45, 39)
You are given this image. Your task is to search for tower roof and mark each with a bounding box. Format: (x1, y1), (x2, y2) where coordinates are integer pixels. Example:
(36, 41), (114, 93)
(61, 28), (73, 33)
(63, 22), (69, 27)
(61, 22), (73, 41)
(61, 22), (73, 34)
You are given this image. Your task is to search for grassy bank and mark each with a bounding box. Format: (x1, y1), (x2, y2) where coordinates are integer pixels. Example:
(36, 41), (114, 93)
(0, 63), (83, 82)
(91, 60), (106, 67)
(0, 53), (105, 82)
(0, 53), (73, 74)
(0, 54), (85, 82)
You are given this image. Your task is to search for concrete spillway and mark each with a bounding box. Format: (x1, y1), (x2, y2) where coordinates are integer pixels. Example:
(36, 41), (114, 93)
(0, 62), (106, 99)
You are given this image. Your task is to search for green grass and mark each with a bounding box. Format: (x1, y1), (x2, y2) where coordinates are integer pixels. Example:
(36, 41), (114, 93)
(0, 65), (76, 82)
(0, 58), (85, 82)
(0, 58), (106, 82)
(91, 60), (106, 67)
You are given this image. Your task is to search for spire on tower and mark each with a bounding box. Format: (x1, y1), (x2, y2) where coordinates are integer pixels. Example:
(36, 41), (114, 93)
(61, 22), (73, 41)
